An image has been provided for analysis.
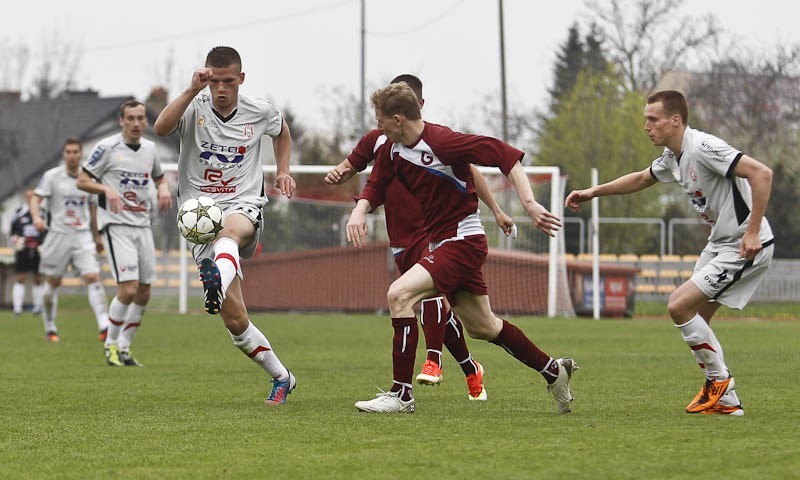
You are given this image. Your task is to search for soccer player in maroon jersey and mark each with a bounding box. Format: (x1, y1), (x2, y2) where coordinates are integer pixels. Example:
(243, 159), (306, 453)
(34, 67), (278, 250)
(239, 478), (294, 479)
(346, 82), (577, 413)
(327, 75), (516, 401)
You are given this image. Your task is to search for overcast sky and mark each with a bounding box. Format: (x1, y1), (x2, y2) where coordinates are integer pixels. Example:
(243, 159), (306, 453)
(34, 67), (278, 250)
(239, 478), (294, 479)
(3, 0), (799, 133)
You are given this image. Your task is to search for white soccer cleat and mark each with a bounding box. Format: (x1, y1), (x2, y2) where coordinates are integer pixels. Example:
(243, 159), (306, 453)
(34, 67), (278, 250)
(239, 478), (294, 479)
(546, 357), (578, 414)
(355, 389), (415, 413)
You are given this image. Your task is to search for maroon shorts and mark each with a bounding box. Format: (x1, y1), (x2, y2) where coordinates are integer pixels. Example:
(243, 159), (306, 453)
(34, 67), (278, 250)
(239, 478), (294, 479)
(417, 234), (488, 305)
(393, 233), (429, 274)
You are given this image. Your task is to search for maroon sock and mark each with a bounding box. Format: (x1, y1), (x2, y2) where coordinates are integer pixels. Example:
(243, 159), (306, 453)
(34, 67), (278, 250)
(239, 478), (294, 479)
(443, 313), (478, 376)
(490, 319), (559, 383)
(420, 298), (447, 366)
(390, 316), (418, 401)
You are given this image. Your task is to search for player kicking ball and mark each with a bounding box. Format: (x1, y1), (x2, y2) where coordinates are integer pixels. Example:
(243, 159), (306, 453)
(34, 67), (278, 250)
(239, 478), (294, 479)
(347, 83), (577, 414)
(154, 46), (296, 405)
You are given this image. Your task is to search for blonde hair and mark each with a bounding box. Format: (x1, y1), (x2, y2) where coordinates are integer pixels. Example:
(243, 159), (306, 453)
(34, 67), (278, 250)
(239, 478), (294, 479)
(370, 83), (421, 120)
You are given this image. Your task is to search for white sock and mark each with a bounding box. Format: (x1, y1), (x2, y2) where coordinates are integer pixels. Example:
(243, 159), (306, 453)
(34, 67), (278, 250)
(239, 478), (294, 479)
(230, 321), (288, 380)
(32, 284), (45, 311)
(86, 282), (110, 331)
(105, 296), (130, 347)
(41, 283), (58, 333)
(677, 314), (729, 380)
(118, 303), (144, 353)
(719, 387), (741, 406)
(12, 282), (25, 313)
(213, 237), (240, 295)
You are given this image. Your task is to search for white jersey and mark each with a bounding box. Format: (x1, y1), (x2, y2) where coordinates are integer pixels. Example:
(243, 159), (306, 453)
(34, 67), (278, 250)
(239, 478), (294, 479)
(174, 93), (283, 208)
(34, 165), (95, 234)
(83, 133), (163, 227)
(650, 126), (773, 249)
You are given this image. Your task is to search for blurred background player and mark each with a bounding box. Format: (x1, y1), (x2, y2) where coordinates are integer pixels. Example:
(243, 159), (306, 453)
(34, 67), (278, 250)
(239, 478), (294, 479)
(347, 83), (576, 414)
(154, 46), (297, 405)
(565, 90), (774, 416)
(78, 101), (172, 366)
(30, 138), (109, 343)
(9, 189), (46, 316)
(326, 74), (518, 401)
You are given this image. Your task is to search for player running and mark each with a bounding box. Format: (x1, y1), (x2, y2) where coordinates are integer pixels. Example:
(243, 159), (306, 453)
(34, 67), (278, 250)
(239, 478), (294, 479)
(78, 102), (172, 366)
(566, 90), (774, 416)
(31, 138), (110, 343)
(154, 46), (297, 405)
(326, 74), (517, 401)
(347, 83), (577, 414)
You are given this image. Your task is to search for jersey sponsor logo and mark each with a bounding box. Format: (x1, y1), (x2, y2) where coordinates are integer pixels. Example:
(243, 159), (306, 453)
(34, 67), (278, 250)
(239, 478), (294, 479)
(121, 191), (147, 212)
(200, 169), (237, 193)
(421, 153), (434, 165)
(63, 195), (88, 207)
(688, 189), (715, 224)
(87, 146), (105, 166)
(199, 141), (247, 165)
(119, 171), (151, 188)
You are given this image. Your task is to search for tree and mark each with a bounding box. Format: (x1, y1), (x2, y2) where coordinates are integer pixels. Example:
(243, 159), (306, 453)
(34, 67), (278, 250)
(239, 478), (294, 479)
(548, 22), (608, 115)
(535, 68), (667, 253)
(586, 0), (719, 92)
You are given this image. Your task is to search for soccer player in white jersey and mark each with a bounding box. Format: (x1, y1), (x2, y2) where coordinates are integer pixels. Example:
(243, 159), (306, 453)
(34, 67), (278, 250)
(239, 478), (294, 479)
(77, 101), (172, 367)
(30, 138), (110, 343)
(153, 46), (297, 405)
(566, 90), (774, 416)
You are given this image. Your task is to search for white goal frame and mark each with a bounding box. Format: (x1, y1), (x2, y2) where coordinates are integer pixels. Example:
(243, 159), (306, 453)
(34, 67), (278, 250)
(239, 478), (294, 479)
(163, 164), (564, 317)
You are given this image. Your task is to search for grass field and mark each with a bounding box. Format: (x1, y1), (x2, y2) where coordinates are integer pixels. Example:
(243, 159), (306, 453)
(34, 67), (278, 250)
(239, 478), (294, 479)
(1, 298), (799, 479)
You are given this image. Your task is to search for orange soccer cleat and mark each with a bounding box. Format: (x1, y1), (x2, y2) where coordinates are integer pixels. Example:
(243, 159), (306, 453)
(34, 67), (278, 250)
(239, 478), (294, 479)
(686, 376), (734, 413)
(466, 362), (487, 401)
(416, 359), (443, 386)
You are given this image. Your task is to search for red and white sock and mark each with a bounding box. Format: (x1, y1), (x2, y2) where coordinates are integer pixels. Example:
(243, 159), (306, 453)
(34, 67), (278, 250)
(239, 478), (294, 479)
(105, 296), (130, 347)
(213, 237), (240, 296)
(118, 303), (144, 353)
(677, 314), (729, 380)
(230, 321), (288, 380)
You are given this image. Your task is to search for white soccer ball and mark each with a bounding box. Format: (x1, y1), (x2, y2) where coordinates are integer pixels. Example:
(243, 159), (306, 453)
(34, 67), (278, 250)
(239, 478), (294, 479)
(177, 196), (224, 244)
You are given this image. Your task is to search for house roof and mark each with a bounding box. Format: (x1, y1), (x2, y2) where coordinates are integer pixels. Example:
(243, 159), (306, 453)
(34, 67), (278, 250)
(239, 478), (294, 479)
(0, 90), (138, 200)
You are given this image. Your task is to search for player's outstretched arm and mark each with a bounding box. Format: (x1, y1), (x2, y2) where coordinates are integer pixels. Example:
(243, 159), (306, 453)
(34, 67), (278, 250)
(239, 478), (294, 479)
(565, 167), (657, 212)
(471, 165), (515, 237)
(346, 199), (374, 248)
(324, 159), (357, 185)
(77, 170), (122, 214)
(733, 154), (773, 259)
(506, 163), (561, 237)
(273, 119), (296, 199)
(154, 68), (212, 136)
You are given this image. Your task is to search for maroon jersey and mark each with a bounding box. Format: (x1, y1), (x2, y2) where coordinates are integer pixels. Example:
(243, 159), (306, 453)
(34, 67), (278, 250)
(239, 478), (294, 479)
(360, 122), (523, 243)
(347, 129), (425, 248)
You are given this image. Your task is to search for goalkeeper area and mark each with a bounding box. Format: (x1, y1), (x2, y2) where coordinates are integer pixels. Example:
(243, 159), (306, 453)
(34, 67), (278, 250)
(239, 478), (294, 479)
(2, 298), (798, 479)
(159, 164), (576, 317)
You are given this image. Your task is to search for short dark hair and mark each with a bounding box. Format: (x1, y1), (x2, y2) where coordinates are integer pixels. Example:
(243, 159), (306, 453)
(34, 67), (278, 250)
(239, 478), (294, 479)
(371, 83), (421, 121)
(647, 90), (689, 124)
(62, 137), (82, 150)
(119, 99), (145, 118)
(390, 74), (423, 100)
(206, 46), (242, 71)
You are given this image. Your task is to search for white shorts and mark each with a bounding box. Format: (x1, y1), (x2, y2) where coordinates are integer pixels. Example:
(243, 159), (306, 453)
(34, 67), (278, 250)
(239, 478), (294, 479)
(104, 224), (157, 284)
(690, 241), (774, 310)
(39, 230), (100, 278)
(190, 201), (264, 273)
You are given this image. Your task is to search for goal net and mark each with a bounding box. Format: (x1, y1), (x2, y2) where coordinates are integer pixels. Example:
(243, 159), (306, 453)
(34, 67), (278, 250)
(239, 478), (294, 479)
(160, 164), (575, 317)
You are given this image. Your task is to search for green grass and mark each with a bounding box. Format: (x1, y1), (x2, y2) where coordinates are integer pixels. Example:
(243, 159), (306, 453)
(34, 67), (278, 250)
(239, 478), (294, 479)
(2, 298), (799, 479)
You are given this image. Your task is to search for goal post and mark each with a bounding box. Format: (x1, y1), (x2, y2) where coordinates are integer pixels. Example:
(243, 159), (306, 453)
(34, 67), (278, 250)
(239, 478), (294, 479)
(162, 164), (574, 318)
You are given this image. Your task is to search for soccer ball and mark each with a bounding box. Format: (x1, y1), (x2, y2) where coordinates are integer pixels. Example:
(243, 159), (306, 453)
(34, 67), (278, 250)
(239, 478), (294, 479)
(177, 196), (224, 244)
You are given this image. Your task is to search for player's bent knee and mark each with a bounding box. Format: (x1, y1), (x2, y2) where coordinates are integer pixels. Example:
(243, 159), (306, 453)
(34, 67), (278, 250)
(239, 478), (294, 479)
(386, 284), (414, 312)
